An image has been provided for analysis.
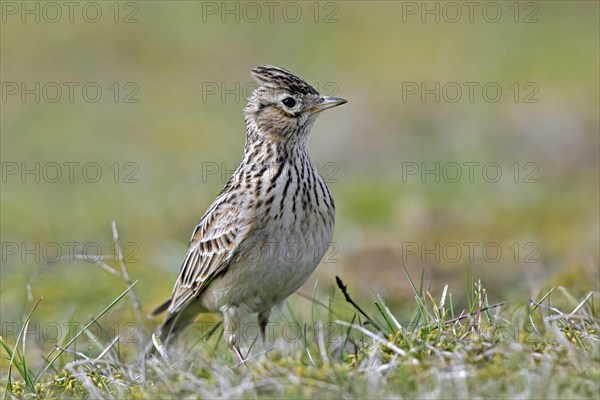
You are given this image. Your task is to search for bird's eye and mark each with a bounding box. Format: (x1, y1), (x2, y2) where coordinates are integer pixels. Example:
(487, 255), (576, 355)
(282, 97), (296, 108)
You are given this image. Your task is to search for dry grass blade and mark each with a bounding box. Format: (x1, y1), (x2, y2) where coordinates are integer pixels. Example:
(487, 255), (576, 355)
(335, 320), (407, 357)
(111, 221), (147, 348)
(335, 276), (385, 333)
(444, 302), (506, 325)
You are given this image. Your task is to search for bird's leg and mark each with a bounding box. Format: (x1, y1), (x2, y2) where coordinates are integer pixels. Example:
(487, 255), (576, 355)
(225, 327), (246, 364)
(224, 308), (245, 364)
(231, 344), (245, 364)
(258, 309), (271, 343)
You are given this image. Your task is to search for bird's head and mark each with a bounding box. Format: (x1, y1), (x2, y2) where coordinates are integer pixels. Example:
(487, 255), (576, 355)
(244, 65), (346, 144)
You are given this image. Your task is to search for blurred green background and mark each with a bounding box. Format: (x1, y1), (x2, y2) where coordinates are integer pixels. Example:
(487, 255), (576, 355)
(1, 1), (598, 339)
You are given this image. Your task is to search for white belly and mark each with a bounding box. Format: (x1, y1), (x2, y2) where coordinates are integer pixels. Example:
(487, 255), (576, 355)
(199, 212), (333, 314)
(199, 160), (335, 315)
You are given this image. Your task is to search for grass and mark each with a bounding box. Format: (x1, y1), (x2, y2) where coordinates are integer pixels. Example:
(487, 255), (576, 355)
(1, 4), (598, 397)
(1, 225), (598, 399)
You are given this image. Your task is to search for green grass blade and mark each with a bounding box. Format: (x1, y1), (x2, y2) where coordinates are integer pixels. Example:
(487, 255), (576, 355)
(33, 280), (138, 384)
(402, 264), (420, 298)
(374, 302), (394, 334)
(1, 337), (15, 400)
(20, 319), (34, 392)
(340, 313), (357, 359)
(2, 296), (42, 398)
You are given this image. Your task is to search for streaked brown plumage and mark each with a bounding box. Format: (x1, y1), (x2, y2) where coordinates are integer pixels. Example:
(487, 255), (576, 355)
(151, 65), (346, 362)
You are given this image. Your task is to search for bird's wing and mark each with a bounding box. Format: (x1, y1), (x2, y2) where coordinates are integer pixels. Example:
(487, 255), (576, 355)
(165, 190), (252, 315)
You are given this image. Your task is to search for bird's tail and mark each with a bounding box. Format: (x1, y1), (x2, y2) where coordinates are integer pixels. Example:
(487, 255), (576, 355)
(143, 298), (199, 360)
(149, 297), (171, 318)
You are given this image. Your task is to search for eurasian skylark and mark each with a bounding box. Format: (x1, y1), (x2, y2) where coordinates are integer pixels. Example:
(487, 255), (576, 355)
(151, 65), (346, 362)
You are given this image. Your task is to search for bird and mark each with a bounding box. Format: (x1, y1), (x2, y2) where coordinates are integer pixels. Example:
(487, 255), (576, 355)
(150, 65), (347, 363)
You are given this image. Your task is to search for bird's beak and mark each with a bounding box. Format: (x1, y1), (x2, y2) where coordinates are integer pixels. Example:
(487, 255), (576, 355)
(312, 96), (347, 114)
